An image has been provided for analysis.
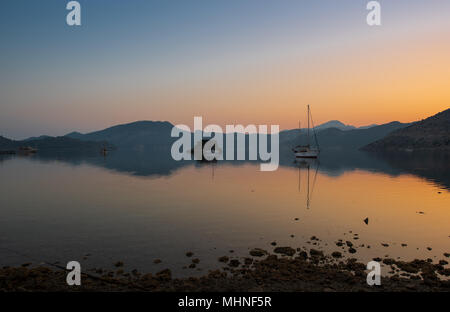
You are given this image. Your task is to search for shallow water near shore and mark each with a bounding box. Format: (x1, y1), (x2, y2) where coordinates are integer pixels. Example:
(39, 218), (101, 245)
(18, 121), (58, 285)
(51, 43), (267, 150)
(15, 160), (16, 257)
(0, 151), (449, 277)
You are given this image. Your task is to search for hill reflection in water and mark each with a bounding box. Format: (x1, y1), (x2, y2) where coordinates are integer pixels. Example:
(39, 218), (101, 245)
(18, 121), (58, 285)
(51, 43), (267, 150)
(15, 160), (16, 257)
(12, 148), (450, 190)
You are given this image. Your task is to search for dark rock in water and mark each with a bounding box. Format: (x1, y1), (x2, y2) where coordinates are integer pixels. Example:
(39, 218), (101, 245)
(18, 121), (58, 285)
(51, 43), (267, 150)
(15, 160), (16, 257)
(401, 243), (407, 247)
(440, 268), (450, 277)
(156, 269), (171, 281)
(427, 247), (432, 251)
(336, 241), (344, 247)
(444, 253), (450, 258)
(274, 247), (296, 256)
(439, 260), (448, 265)
(218, 256), (229, 263)
(373, 257), (382, 262)
(189, 263), (196, 269)
(270, 241), (277, 246)
(228, 260), (240, 267)
(185, 252), (194, 257)
(249, 248), (267, 257)
(381, 243), (389, 247)
(332, 251), (342, 258)
(346, 241), (353, 247)
(192, 258), (200, 264)
(116, 269), (124, 275)
(153, 259), (162, 264)
(348, 248), (357, 254)
(114, 261), (124, 267)
(310, 249), (324, 257)
(21, 263), (32, 267)
(310, 236), (319, 241)
(298, 251), (308, 259)
(244, 258), (253, 265)
(294, 218), (299, 221)
(363, 217), (369, 225)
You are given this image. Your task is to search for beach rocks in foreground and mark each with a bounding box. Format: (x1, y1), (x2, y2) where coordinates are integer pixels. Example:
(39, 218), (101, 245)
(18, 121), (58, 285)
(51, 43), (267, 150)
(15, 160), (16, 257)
(273, 247), (296, 257)
(1, 248), (449, 292)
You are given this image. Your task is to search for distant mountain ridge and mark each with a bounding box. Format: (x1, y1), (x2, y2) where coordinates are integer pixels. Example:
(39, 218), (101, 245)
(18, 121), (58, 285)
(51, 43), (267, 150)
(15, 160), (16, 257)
(1, 118), (412, 154)
(313, 120), (377, 131)
(362, 108), (450, 152)
(280, 121), (409, 151)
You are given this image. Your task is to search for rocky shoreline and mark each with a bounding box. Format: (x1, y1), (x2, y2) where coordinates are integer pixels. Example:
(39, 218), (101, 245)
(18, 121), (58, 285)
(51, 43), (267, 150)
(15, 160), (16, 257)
(1, 248), (449, 292)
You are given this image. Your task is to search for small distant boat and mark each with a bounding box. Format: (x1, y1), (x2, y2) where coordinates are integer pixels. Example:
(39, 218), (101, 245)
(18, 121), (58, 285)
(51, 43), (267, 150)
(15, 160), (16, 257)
(293, 105), (320, 159)
(18, 146), (37, 155)
(100, 145), (111, 156)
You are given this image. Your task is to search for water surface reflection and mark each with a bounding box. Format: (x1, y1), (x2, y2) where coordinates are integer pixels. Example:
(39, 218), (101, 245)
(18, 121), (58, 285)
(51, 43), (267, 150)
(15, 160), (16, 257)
(0, 150), (448, 276)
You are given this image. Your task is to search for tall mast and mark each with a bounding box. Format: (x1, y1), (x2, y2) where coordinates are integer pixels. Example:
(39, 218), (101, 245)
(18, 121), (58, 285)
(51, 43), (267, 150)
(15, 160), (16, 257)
(307, 105), (310, 146)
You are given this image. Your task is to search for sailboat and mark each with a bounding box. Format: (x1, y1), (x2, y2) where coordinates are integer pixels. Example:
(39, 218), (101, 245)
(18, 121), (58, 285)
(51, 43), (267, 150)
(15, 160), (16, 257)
(293, 105), (320, 159)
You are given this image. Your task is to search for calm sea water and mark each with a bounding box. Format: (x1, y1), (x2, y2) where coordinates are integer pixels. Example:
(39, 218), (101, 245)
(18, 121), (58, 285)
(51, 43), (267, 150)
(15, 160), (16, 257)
(0, 151), (449, 277)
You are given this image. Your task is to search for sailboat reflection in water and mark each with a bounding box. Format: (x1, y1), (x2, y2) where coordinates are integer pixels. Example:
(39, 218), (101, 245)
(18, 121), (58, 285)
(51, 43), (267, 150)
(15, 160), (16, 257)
(296, 158), (319, 209)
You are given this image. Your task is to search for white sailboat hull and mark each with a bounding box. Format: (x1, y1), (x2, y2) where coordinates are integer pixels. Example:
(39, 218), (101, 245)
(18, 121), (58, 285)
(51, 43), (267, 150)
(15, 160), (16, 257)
(295, 150), (319, 158)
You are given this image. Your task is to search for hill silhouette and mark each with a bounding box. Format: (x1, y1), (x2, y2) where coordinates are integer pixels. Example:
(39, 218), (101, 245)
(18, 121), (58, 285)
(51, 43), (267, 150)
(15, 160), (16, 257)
(65, 121), (175, 151)
(362, 108), (450, 152)
(0, 136), (109, 153)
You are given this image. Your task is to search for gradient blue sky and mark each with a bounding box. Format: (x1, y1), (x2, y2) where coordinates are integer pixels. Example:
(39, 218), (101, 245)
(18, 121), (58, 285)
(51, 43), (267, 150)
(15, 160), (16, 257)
(1, 0), (450, 139)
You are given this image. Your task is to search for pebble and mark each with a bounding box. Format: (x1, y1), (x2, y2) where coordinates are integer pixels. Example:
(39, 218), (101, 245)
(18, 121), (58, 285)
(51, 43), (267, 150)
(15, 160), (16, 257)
(218, 256), (229, 263)
(274, 247), (296, 256)
(249, 248), (267, 257)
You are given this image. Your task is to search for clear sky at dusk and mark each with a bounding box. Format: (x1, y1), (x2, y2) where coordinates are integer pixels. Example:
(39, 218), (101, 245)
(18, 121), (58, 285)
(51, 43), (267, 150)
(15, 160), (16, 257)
(1, 0), (450, 139)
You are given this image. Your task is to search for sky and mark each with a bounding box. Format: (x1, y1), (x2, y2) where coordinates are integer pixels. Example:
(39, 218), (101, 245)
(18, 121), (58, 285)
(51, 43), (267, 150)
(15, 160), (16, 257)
(1, 0), (450, 139)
